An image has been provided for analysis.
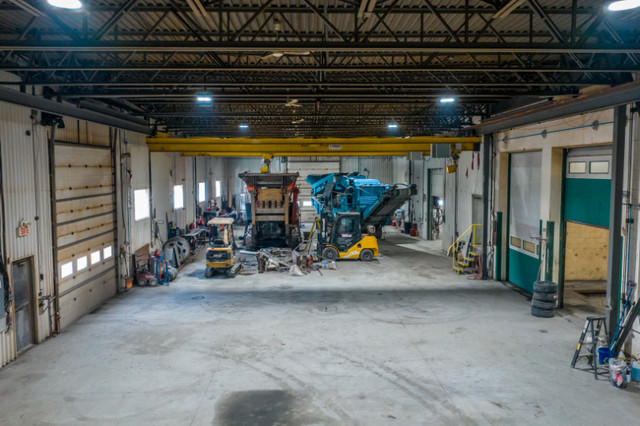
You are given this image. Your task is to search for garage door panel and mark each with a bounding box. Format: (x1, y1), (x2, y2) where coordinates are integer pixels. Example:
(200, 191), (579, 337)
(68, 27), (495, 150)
(55, 145), (110, 167)
(59, 258), (115, 289)
(53, 139), (116, 329)
(57, 233), (114, 263)
(56, 194), (114, 224)
(57, 215), (115, 247)
(508, 151), (541, 293)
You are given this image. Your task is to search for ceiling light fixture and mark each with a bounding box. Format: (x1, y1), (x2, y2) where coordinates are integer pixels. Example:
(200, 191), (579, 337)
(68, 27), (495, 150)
(387, 123), (399, 129)
(238, 124), (249, 129)
(196, 94), (213, 104)
(47, 0), (83, 9)
(439, 97), (457, 104)
(607, 0), (640, 11)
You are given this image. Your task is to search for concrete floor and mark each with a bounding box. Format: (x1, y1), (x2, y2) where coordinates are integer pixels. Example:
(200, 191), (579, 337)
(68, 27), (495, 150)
(1, 231), (639, 425)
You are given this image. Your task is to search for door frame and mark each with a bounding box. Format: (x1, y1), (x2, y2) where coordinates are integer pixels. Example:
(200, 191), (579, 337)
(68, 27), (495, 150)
(10, 256), (37, 353)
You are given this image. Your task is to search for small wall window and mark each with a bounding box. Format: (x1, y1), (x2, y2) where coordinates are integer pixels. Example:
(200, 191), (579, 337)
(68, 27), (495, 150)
(103, 246), (113, 259)
(198, 182), (206, 202)
(60, 262), (73, 278)
(590, 160), (609, 174)
(302, 200), (312, 207)
(174, 185), (184, 209)
(215, 180), (222, 197)
(134, 189), (150, 221)
(91, 250), (101, 265)
(77, 256), (88, 271)
(510, 237), (522, 248)
(568, 161), (586, 174)
(523, 241), (536, 253)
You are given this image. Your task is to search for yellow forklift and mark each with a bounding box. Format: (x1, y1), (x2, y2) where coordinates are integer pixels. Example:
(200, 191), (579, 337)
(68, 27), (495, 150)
(310, 212), (379, 261)
(205, 217), (241, 277)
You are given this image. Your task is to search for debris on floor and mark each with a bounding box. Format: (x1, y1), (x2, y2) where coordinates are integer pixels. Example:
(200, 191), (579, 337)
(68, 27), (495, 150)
(254, 248), (336, 276)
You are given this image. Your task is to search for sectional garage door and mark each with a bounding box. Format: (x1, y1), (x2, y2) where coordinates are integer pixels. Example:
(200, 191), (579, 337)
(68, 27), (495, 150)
(54, 137), (117, 328)
(288, 159), (340, 224)
(508, 151), (542, 293)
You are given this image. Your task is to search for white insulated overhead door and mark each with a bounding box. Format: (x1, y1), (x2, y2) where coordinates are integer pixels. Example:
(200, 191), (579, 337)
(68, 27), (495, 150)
(288, 160), (340, 224)
(54, 138), (116, 328)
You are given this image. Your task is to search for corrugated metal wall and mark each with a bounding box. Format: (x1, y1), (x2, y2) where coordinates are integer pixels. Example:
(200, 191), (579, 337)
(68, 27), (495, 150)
(0, 102), (54, 367)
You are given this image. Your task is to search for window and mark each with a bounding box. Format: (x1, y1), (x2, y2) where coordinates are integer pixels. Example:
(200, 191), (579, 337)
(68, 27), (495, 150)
(103, 246), (112, 259)
(302, 200), (312, 207)
(215, 180), (221, 197)
(77, 256), (88, 271)
(174, 185), (184, 209)
(590, 160), (609, 174)
(198, 182), (206, 202)
(523, 241), (536, 253)
(60, 262), (73, 278)
(568, 161), (586, 174)
(510, 237), (522, 248)
(134, 189), (150, 221)
(91, 250), (101, 265)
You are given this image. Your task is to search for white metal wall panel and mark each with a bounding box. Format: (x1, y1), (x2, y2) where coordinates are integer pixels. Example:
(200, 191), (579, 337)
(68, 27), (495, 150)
(150, 152), (173, 244)
(0, 102), (54, 366)
(128, 137), (150, 252)
(430, 168), (445, 198)
(340, 157), (358, 173)
(360, 157), (394, 184)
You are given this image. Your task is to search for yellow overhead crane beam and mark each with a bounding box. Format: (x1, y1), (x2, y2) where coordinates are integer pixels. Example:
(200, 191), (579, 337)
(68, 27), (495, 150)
(146, 135), (481, 157)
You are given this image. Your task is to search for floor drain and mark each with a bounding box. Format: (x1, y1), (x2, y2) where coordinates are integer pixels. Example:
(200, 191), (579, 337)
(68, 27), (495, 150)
(192, 296), (205, 300)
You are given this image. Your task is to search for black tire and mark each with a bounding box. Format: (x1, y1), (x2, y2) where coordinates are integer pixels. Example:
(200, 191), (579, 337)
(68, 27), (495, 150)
(531, 299), (556, 310)
(138, 278), (147, 286)
(322, 247), (339, 261)
(204, 268), (213, 278)
(533, 281), (558, 293)
(531, 306), (555, 318)
(533, 292), (557, 302)
(360, 249), (374, 262)
(374, 226), (383, 239)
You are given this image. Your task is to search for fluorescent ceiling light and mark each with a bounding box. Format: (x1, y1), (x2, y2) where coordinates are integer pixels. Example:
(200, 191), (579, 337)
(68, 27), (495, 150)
(387, 123), (398, 129)
(47, 0), (83, 9)
(439, 97), (457, 104)
(196, 95), (212, 103)
(607, 0), (640, 11)
(239, 124), (249, 129)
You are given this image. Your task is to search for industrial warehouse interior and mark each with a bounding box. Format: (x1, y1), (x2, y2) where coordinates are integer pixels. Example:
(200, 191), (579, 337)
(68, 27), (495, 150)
(1, 0), (640, 425)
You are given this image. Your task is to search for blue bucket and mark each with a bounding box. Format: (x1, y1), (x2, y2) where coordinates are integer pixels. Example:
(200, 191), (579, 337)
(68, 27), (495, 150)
(598, 347), (612, 365)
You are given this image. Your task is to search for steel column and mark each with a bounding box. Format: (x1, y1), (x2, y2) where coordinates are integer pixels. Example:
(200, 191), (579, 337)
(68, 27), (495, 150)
(482, 134), (492, 279)
(607, 105), (627, 344)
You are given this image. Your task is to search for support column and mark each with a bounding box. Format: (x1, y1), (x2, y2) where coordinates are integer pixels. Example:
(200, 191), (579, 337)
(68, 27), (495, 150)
(482, 134), (492, 279)
(539, 146), (563, 287)
(607, 105), (627, 344)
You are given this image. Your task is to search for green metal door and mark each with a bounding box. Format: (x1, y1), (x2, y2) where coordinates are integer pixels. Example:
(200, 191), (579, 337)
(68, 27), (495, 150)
(508, 152), (542, 293)
(564, 146), (612, 226)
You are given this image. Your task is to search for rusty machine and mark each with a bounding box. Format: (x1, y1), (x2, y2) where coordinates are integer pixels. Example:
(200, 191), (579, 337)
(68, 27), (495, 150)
(239, 172), (301, 251)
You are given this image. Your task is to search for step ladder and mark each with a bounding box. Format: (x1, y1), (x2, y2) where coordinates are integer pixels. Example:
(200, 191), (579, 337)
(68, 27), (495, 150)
(570, 316), (608, 379)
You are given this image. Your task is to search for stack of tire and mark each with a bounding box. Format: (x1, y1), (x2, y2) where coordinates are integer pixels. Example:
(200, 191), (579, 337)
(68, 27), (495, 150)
(531, 281), (558, 318)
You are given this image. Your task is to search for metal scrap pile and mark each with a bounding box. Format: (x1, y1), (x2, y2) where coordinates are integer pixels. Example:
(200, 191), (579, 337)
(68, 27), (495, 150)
(253, 248), (337, 276)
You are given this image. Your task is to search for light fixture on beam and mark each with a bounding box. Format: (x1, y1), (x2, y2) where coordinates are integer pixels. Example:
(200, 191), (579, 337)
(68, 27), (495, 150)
(196, 93), (213, 105)
(607, 0), (640, 11)
(47, 0), (83, 9)
(387, 123), (399, 129)
(438, 97), (457, 104)
(238, 124), (249, 129)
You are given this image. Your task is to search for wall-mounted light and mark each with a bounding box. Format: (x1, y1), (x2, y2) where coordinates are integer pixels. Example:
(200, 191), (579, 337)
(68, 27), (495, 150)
(607, 0), (640, 11)
(438, 97), (457, 104)
(47, 0), (83, 9)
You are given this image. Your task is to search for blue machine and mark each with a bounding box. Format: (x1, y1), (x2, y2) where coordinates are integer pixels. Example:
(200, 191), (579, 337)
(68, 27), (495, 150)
(306, 172), (416, 237)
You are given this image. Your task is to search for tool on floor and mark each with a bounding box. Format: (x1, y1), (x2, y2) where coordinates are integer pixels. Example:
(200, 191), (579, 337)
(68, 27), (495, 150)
(571, 316), (608, 379)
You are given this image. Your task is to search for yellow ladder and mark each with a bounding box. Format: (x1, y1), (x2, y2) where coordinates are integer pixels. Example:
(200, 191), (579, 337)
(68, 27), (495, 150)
(447, 224), (481, 274)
